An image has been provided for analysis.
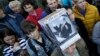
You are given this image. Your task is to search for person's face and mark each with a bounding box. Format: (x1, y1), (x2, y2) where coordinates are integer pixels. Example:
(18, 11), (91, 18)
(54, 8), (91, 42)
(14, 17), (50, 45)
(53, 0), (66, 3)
(47, 0), (59, 11)
(67, 44), (76, 55)
(4, 35), (16, 46)
(0, 9), (6, 19)
(77, 0), (86, 10)
(27, 27), (40, 40)
(64, 44), (76, 55)
(24, 4), (34, 13)
(67, 9), (75, 21)
(11, 5), (22, 13)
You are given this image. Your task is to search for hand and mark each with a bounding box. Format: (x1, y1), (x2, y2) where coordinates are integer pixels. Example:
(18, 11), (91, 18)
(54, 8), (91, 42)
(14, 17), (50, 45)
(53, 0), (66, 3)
(14, 42), (19, 47)
(67, 9), (75, 21)
(13, 42), (20, 52)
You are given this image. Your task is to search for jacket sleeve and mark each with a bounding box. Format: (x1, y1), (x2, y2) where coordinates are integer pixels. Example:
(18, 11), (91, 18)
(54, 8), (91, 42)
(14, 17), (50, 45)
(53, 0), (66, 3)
(19, 38), (27, 49)
(15, 14), (24, 24)
(3, 47), (13, 56)
(92, 22), (100, 45)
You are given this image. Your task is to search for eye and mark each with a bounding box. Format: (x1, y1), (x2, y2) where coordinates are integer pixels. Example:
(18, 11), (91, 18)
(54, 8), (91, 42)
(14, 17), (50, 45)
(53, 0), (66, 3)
(28, 6), (31, 9)
(11, 37), (14, 40)
(49, 3), (53, 6)
(79, 0), (84, 4)
(54, 2), (57, 4)
(6, 39), (9, 42)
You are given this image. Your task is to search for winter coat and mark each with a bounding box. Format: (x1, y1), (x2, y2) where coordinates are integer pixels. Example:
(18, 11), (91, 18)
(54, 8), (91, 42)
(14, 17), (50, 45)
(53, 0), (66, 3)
(74, 2), (100, 37)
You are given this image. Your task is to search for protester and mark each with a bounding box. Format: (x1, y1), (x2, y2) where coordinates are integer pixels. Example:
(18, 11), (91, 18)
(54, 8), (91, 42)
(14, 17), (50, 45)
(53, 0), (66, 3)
(21, 0), (47, 31)
(0, 4), (26, 39)
(73, 0), (100, 38)
(92, 21), (100, 55)
(21, 20), (56, 56)
(1, 28), (27, 56)
(44, 0), (62, 14)
(4, 0), (28, 18)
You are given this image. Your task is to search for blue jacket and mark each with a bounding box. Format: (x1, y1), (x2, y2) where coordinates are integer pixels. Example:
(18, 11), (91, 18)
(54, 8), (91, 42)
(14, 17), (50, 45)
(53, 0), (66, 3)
(92, 22), (100, 54)
(4, 5), (14, 14)
(61, 0), (72, 7)
(26, 32), (55, 56)
(0, 14), (25, 38)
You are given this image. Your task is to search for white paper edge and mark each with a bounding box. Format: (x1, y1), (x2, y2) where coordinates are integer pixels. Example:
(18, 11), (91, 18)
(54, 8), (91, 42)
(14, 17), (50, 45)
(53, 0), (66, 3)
(60, 33), (81, 51)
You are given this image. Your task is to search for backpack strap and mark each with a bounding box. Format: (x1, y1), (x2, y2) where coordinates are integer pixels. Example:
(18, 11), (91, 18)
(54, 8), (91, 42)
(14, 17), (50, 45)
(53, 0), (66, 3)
(28, 39), (38, 56)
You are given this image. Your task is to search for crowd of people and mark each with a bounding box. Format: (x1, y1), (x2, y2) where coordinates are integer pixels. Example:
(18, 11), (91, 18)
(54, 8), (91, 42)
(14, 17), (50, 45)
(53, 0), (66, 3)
(0, 0), (100, 56)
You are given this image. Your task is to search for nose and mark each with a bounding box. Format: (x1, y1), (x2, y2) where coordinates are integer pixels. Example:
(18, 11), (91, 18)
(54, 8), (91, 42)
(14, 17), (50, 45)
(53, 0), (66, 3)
(9, 40), (13, 44)
(52, 3), (56, 8)
(28, 32), (34, 37)
(14, 7), (20, 13)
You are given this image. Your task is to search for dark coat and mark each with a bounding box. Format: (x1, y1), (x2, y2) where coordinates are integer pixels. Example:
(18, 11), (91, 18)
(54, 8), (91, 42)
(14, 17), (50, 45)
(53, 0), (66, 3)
(0, 14), (25, 38)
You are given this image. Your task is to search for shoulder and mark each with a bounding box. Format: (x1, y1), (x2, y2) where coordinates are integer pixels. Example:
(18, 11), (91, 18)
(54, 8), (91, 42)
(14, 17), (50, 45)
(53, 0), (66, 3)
(36, 7), (48, 15)
(26, 39), (31, 43)
(40, 32), (46, 37)
(3, 46), (13, 53)
(4, 5), (14, 14)
(14, 14), (24, 18)
(26, 15), (33, 21)
(36, 7), (43, 11)
(40, 32), (50, 41)
(44, 6), (52, 14)
(87, 3), (98, 11)
(26, 39), (35, 45)
(8, 14), (24, 19)
(35, 7), (43, 14)
(19, 38), (26, 43)
(8, 14), (16, 19)
(19, 38), (27, 49)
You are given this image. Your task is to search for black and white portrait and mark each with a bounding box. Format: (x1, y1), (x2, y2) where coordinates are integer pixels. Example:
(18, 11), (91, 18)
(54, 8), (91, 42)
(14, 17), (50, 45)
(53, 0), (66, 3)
(47, 15), (76, 43)
(39, 8), (81, 50)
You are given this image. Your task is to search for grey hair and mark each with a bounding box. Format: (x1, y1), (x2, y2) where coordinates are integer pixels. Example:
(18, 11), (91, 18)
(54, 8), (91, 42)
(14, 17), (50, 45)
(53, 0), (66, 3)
(9, 0), (21, 9)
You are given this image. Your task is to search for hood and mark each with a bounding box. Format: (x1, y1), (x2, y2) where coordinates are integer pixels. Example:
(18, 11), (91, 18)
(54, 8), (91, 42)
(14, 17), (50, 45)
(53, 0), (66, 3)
(4, 5), (14, 14)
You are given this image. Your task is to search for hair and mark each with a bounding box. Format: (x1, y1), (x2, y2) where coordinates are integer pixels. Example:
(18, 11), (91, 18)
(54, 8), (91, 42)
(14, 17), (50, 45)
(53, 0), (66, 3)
(21, 0), (37, 9)
(21, 20), (36, 34)
(45, 0), (58, 6)
(0, 28), (18, 46)
(73, 0), (78, 4)
(9, 0), (21, 9)
(1, 28), (17, 38)
(73, 0), (86, 4)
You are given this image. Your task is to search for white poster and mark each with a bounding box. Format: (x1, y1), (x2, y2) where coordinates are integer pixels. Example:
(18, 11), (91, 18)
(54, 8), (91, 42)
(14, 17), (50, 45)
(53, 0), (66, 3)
(38, 8), (81, 50)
